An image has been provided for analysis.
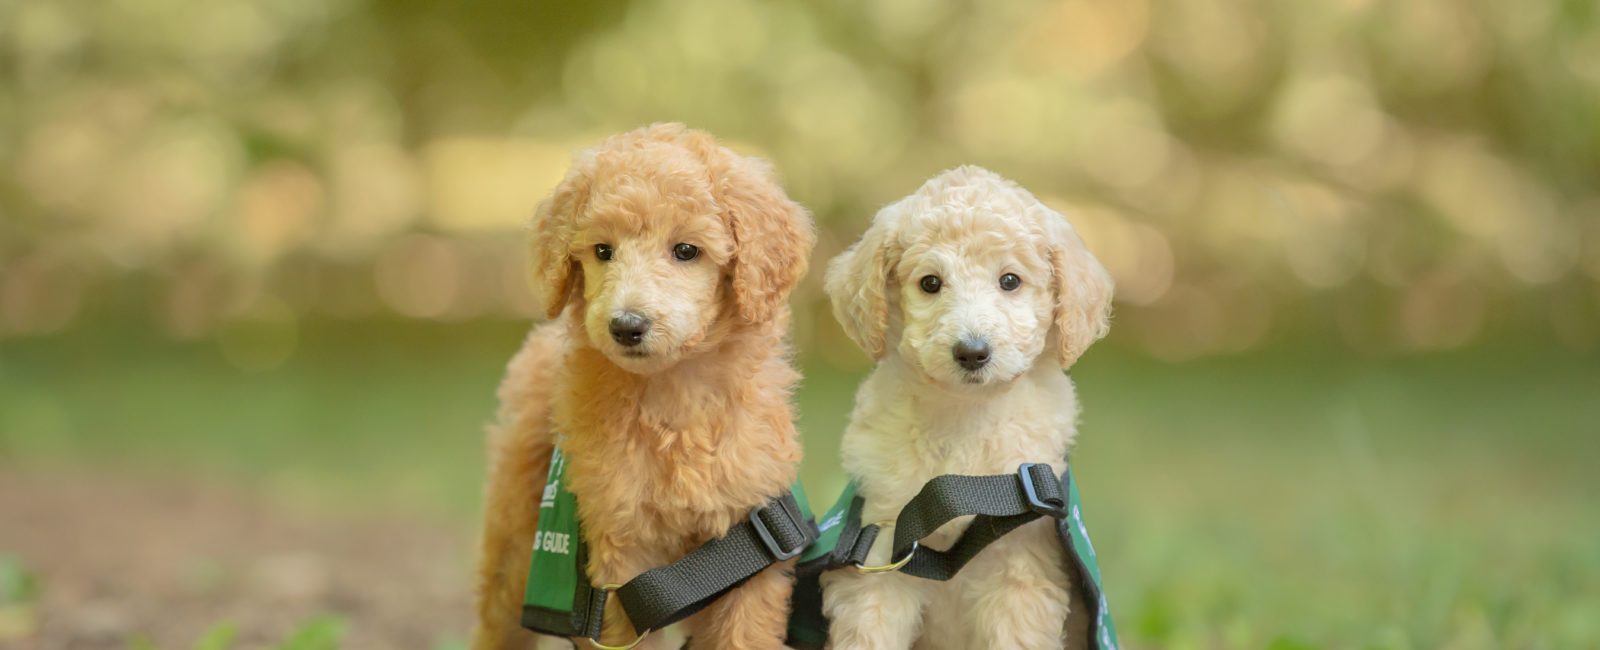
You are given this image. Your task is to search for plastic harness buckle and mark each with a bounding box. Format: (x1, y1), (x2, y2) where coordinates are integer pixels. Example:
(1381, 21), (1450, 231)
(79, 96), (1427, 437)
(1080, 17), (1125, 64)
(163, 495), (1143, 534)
(1018, 463), (1067, 518)
(750, 501), (807, 560)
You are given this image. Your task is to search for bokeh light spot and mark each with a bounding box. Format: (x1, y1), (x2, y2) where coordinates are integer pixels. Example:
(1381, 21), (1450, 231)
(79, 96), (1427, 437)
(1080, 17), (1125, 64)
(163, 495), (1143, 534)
(375, 235), (463, 320)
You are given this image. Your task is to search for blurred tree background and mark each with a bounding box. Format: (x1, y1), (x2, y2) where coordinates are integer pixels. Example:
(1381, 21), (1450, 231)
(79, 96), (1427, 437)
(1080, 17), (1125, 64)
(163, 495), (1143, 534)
(2, 0), (1598, 649)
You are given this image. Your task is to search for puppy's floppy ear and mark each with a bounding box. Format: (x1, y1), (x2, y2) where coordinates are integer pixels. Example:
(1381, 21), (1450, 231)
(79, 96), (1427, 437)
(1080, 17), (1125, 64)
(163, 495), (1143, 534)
(1044, 209), (1114, 368)
(825, 200), (905, 360)
(529, 155), (594, 319)
(719, 155), (816, 324)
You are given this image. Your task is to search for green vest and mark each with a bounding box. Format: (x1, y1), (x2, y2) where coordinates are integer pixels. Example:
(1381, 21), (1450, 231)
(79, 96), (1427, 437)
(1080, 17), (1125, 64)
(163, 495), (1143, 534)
(521, 446), (588, 636)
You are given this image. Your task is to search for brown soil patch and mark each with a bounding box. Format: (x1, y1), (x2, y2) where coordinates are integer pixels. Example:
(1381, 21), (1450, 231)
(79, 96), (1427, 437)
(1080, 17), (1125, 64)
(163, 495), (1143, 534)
(0, 466), (476, 650)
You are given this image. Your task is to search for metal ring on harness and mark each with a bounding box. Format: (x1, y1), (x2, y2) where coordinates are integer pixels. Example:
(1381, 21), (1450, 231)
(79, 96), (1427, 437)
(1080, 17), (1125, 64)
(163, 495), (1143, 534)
(853, 522), (918, 573)
(586, 584), (652, 650)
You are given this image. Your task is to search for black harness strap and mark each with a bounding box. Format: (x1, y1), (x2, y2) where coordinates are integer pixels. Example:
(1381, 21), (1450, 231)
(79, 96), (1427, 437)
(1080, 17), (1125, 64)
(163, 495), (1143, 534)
(572, 543), (608, 640)
(786, 463), (1117, 650)
(576, 491), (818, 640)
(795, 492), (873, 578)
(841, 463), (1067, 581)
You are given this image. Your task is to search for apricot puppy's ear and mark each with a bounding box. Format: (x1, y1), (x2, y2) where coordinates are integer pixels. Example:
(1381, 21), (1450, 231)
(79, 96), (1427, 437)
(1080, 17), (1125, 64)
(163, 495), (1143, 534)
(824, 200), (906, 361)
(529, 155), (594, 319)
(1045, 210), (1114, 369)
(721, 155), (816, 324)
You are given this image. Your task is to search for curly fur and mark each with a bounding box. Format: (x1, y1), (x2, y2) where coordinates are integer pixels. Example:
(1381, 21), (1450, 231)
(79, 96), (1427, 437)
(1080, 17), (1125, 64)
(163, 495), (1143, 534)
(820, 166), (1113, 650)
(472, 124), (816, 650)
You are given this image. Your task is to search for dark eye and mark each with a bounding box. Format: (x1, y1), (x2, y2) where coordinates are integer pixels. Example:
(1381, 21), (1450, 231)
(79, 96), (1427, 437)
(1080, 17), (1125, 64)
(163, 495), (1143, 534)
(999, 273), (1021, 291)
(672, 243), (700, 261)
(919, 275), (942, 294)
(594, 244), (614, 261)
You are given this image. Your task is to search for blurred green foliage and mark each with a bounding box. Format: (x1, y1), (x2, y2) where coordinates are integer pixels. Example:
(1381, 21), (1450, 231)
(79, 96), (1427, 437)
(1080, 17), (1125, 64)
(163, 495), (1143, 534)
(2, 0), (1599, 363)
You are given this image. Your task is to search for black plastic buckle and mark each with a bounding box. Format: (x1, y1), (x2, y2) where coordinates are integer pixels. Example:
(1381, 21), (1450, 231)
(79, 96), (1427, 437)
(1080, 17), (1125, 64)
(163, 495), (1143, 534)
(1018, 463), (1067, 518)
(750, 500), (807, 560)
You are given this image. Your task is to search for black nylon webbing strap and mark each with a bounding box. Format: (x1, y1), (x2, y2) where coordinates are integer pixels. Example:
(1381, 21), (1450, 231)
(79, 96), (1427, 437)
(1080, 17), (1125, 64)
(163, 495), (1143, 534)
(574, 582), (607, 640)
(797, 492), (878, 577)
(846, 464), (1067, 581)
(573, 538), (609, 640)
(605, 491), (817, 634)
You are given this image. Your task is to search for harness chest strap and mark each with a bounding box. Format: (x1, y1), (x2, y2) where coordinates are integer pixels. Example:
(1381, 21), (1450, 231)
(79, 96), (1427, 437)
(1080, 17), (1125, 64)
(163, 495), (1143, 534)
(875, 463), (1069, 580)
(611, 490), (815, 631)
(521, 445), (818, 645)
(788, 463), (1121, 650)
(796, 463), (1065, 581)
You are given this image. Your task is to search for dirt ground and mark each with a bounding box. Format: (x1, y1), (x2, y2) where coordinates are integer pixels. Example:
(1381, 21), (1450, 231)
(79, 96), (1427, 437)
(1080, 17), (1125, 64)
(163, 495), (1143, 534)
(0, 466), (478, 650)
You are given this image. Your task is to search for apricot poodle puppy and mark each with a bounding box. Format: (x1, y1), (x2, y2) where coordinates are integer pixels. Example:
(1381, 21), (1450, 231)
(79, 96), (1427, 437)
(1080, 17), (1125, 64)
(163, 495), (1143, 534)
(472, 124), (815, 650)
(819, 166), (1113, 650)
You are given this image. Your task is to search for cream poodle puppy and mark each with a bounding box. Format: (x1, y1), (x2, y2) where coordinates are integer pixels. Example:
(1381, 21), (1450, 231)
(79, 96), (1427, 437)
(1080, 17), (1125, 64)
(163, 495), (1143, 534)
(819, 166), (1113, 650)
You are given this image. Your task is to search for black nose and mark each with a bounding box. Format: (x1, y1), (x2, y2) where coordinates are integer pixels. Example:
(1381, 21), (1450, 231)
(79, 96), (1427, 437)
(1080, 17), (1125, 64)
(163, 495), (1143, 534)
(953, 338), (991, 371)
(609, 312), (651, 347)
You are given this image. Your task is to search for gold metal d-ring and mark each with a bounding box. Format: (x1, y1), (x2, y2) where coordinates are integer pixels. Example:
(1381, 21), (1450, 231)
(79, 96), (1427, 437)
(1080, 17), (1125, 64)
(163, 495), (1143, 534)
(586, 631), (649, 650)
(854, 535), (918, 574)
(587, 584), (651, 650)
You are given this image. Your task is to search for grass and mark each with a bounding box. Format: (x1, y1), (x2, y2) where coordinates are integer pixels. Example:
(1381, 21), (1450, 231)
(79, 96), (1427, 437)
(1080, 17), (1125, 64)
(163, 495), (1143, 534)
(3, 319), (1598, 649)
(128, 616), (345, 650)
(0, 554), (38, 642)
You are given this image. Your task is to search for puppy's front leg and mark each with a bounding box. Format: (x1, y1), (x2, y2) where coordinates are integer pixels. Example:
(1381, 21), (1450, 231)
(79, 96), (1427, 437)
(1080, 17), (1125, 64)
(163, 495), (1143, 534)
(820, 569), (927, 650)
(965, 528), (1075, 650)
(472, 426), (554, 650)
(474, 326), (566, 650)
(685, 560), (795, 649)
(584, 540), (673, 650)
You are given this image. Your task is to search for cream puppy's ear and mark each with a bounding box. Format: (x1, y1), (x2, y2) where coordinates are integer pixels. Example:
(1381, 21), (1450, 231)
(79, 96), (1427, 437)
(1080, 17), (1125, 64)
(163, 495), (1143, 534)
(529, 152), (595, 319)
(825, 200), (906, 360)
(1043, 208), (1114, 368)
